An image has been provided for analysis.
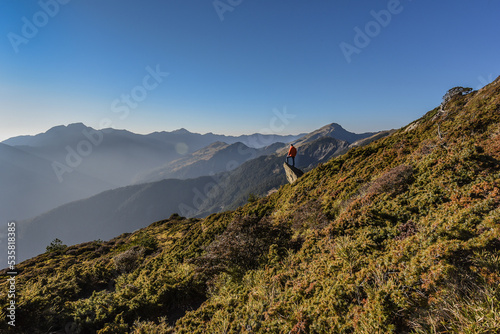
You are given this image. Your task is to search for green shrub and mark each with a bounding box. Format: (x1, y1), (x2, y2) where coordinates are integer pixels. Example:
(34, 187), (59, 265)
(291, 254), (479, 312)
(46, 238), (67, 253)
(247, 192), (259, 203)
(131, 317), (174, 334)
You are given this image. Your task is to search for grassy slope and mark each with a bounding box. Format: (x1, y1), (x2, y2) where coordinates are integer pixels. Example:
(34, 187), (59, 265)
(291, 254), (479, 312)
(1, 79), (499, 333)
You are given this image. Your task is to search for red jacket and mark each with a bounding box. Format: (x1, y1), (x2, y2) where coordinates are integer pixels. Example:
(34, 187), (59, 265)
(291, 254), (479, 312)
(288, 146), (297, 157)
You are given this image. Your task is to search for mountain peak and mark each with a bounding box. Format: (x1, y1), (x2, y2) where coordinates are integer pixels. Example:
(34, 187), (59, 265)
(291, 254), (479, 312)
(45, 123), (89, 136)
(67, 122), (87, 128)
(50, 122), (87, 130)
(323, 122), (345, 130)
(293, 122), (376, 146)
(3, 123), (93, 146)
(172, 128), (191, 134)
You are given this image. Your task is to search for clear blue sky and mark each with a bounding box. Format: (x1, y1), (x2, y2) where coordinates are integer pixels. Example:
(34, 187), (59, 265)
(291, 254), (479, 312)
(0, 0), (499, 141)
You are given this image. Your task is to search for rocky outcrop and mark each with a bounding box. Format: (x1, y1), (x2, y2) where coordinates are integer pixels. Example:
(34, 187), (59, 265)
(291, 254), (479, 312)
(283, 163), (304, 184)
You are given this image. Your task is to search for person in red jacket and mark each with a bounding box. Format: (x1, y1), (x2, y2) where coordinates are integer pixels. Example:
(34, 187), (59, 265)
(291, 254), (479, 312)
(286, 144), (297, 166)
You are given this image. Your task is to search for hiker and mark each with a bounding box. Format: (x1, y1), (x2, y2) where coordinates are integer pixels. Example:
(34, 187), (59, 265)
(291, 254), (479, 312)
(286, 144), (297, 167)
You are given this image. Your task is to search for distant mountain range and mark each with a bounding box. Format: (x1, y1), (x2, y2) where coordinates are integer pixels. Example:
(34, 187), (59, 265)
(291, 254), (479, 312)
(8, 122), (387, 261)
(4, 123), (304, 150)
(0, 124), (303, 225)
(133, 141), (286, 183)
(3, 123), (305, 188)
(0, 142), (112, 224)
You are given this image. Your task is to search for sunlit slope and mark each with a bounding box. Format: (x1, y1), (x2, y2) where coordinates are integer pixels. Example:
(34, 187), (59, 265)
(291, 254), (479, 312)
(1, 78), (499, 333)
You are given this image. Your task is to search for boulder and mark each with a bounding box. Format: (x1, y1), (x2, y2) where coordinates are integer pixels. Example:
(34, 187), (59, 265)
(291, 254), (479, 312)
(283, 163), (304, 184)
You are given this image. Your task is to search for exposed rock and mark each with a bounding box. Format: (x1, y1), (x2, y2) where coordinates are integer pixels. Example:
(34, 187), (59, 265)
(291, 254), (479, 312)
(404, 121), (421, 133)
(283, 163), (304, 184)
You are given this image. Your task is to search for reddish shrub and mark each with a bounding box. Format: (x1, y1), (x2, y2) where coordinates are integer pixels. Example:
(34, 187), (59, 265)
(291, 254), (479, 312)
(193, 215), (291, 280)
(396, 220), (418, 240)
(367, 165), (414, 196)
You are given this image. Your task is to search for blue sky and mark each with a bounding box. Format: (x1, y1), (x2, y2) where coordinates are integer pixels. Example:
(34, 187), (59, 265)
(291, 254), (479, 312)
(0, 0), (499, 141)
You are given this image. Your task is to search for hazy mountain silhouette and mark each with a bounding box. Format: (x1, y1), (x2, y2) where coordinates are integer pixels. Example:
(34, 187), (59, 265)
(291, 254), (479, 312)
(145, 128), (304, 150)
(1, 124), (302, 222)
(134, 141), (286, 183)
(0, 142), (112, 224)
(15, 131), (366, 261)
(3, 124), (304, 187)
(4, 123), (182, 187)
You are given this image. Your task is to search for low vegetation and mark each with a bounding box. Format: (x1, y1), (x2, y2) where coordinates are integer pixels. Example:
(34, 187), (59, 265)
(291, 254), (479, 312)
(1, 77), (499, 333)
(45, 238), (68, 253)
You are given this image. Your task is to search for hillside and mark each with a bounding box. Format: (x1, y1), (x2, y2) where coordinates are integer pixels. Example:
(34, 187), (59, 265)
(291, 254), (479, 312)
(15, 136), (348, 262)
(1, 78), (499, 333)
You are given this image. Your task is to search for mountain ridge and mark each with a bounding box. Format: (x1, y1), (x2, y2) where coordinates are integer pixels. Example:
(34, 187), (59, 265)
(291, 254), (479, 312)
(1, 78), (499, 332)
(2, 123), (305, 150)
(0, 124), (307, 227)
(291, 122), (377, 147)
(13, 134), (352, 261)
(134, 141), (287, 183)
